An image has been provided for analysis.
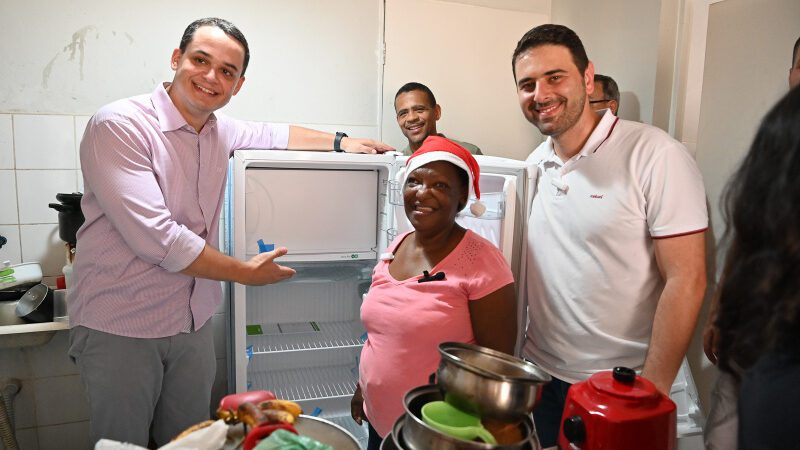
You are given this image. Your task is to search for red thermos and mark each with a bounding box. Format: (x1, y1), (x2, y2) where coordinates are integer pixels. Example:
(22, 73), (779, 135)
(558, 367), (676, 450)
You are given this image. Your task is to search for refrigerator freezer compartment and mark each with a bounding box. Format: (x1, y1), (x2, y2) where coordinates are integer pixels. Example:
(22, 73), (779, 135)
(244, 168), (380, 261)
(246, 319), (366, 354)
(249, 364), (358, 403)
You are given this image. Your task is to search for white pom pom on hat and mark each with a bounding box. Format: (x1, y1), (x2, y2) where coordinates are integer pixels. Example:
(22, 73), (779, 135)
(405, 136), (484, 217)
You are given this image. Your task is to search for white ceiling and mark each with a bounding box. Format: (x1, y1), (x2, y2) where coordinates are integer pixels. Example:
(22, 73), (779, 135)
(436, 0), (551, 15)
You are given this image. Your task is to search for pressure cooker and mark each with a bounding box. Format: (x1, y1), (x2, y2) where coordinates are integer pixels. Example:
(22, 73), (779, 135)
(49, 192), (84, 245)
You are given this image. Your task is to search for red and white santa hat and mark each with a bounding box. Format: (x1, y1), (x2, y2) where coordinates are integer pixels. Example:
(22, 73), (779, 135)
(405, 135), (486, 216)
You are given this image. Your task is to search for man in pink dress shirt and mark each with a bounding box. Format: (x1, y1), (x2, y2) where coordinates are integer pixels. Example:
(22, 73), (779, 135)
(68, 17), (392, 447)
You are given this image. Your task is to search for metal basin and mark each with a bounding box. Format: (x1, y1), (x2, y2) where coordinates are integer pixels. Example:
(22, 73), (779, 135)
(0, 300), (59, 349)
(293, 415), (361, 450)
(0, 301), (26, 326)
(437, 342), (551, 420)
(401, 384), (540, 450)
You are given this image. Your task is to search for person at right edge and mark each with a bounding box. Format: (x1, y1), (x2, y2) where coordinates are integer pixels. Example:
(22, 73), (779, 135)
(711, 86), (800, 449)
(702, 35), (800, 450)
(512, 24), (708, 447)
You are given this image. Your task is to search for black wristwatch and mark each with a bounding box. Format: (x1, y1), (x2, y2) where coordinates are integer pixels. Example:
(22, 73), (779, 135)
(334, 132), (348, 152)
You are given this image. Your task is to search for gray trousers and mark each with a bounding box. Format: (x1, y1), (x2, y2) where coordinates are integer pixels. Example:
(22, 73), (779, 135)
(69, 324), (216, 447)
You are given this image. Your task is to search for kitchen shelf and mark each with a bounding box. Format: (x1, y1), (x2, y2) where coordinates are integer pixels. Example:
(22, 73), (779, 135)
(248, 364), (358, 402)
(246, 320), (366, 354)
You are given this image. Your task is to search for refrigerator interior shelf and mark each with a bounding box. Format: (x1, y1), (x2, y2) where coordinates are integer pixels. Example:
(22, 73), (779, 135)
(249, 364), (358, 402)
(246, 320), (366, 354)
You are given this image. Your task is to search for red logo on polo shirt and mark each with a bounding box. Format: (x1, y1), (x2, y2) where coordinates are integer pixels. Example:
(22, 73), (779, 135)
(590, 194), (604, 199)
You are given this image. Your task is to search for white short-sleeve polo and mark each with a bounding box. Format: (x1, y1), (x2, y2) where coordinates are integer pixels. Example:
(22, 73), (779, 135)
(523, 110), (707, 383)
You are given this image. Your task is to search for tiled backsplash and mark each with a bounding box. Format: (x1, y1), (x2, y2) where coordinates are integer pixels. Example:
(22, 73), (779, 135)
(0, 113), (89, 278)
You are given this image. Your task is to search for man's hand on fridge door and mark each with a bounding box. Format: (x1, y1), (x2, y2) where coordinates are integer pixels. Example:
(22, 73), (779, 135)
(342, 137), (395, 154)
(241, 247), (296, 285)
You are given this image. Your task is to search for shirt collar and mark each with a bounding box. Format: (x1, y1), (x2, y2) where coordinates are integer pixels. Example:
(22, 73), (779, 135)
(578, 109), (618, 157)
(151, 82), (217, 133)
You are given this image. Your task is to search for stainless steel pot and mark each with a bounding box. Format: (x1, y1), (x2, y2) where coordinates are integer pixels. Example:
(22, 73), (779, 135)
(401, 384), (540, 450)
(293, 415), (361, 450)
(437, 342), (551, 420)
(380, 416), (405, 450)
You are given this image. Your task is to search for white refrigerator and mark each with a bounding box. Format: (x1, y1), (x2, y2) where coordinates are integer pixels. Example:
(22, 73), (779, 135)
(227, 150), (531, 445)
(225, 150), (703, 448)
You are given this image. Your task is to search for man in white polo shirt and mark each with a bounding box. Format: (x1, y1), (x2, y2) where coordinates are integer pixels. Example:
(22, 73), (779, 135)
(512, 24), (708, 447)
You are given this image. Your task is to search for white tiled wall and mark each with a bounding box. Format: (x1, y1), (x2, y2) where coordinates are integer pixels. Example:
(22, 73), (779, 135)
(13, 116), (77, 170)
(0, 115), (13, 169)
(0, 114), (82, 277)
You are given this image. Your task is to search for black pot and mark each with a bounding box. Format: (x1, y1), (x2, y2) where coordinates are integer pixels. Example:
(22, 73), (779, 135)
(15, 284), (54, 323)
(49, 192), (84, 245)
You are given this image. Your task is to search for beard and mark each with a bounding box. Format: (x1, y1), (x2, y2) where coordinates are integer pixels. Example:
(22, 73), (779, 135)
(529, 90), (587, 137)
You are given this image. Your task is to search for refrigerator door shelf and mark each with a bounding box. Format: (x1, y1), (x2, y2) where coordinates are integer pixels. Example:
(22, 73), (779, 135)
(388, 174), (508, 220)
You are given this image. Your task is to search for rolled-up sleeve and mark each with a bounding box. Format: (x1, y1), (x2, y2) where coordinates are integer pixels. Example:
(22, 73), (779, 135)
(80, 119), (205, 272)
(220, 117), (290, 155)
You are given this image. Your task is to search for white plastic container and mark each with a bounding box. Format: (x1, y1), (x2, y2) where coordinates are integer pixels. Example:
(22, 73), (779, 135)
(62, 263), (73, 290)
(0, 262), (43, 290)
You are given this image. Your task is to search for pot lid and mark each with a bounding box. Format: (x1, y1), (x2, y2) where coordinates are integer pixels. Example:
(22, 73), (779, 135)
(588, 367), (660, 401)
(15, 283), (50, 316)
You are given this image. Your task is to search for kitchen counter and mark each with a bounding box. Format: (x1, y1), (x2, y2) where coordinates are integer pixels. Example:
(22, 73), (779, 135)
(0, 319), (69, 348)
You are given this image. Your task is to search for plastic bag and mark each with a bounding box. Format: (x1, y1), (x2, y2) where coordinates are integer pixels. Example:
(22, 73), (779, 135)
(253, 429), (333, 450)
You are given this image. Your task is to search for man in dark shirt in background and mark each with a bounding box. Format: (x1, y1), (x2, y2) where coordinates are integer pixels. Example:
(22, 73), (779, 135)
(394, 82), (482, 155)
(588, 73), (620, 115)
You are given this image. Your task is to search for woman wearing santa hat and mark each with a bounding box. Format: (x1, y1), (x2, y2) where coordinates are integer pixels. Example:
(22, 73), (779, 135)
(350, 136), (518, 449)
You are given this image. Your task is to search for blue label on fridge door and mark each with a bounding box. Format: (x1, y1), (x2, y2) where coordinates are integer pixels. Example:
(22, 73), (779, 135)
(257, 239), (275, 253)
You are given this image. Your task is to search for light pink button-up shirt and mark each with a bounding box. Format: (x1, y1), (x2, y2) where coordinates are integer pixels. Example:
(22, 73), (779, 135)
(71, 83), (289, 338)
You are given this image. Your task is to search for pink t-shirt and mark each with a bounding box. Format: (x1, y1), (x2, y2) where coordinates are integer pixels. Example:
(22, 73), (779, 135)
(359, 230), (515, 437)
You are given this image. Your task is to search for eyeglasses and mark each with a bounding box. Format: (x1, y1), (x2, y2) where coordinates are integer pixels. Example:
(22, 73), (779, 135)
(589, 99), (611, 104)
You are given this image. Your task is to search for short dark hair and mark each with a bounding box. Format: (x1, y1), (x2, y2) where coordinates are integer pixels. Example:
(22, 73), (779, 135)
(394, 82), (437, 108)
(793, 36), (800, 67)
(512, 24), (589, 78)
(180, 18), (250, 76)
(594, 74), (620, 103)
